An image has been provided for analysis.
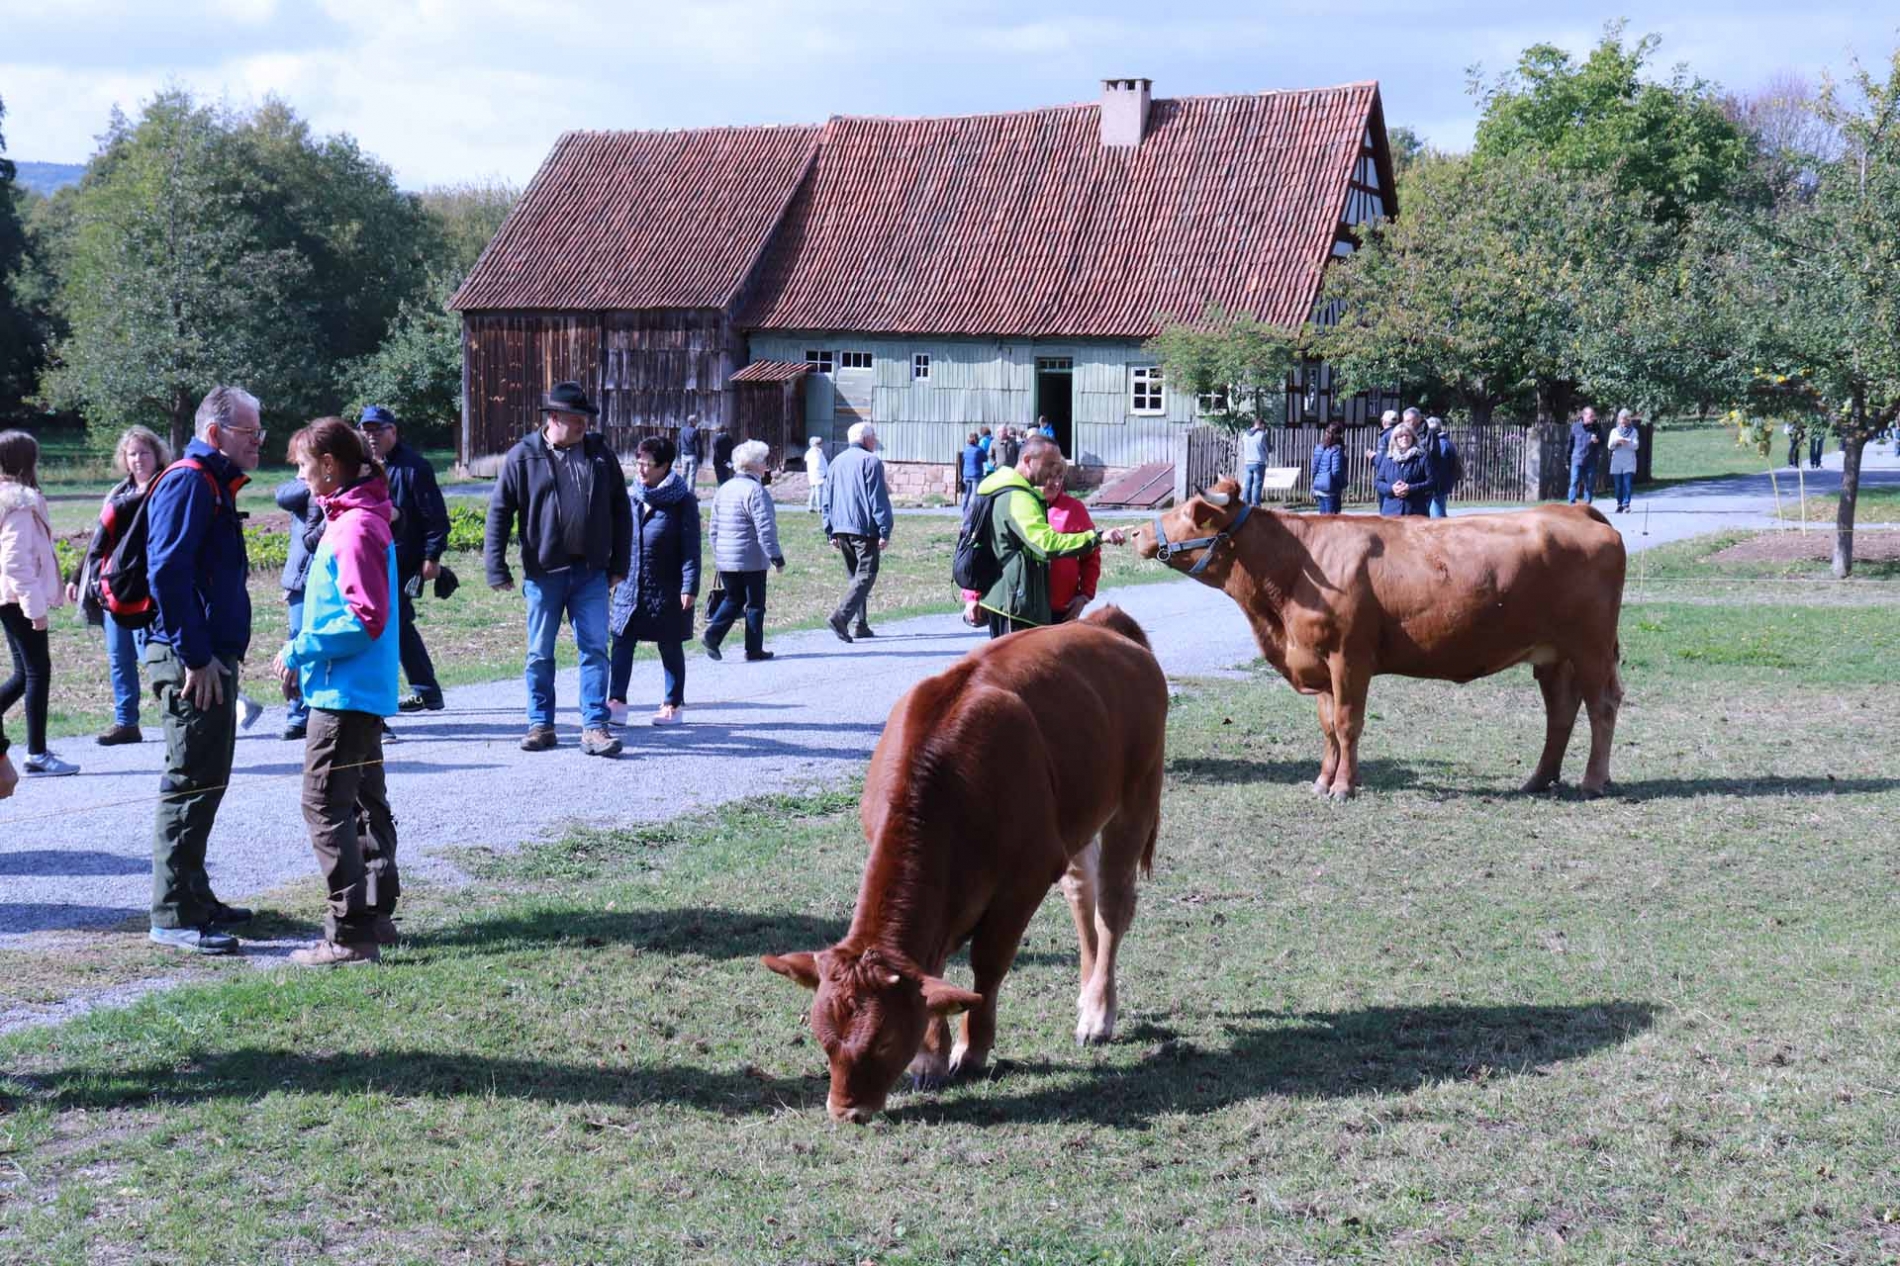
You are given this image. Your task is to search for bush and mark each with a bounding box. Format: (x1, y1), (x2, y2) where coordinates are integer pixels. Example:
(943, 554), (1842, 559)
(447, 502), (485, 552)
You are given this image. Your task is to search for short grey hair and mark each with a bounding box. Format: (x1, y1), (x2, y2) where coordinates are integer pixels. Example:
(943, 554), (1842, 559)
(194, 385), (260, 439)
(1380, 410), (1399, 425)
(847, 421), (874, 446)
(1401, 406), (1423, 423)
(1615, 408), (1633, 423)
(731, 439), (770, 473)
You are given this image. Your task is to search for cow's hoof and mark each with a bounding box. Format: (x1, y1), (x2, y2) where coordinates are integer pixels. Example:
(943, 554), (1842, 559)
(1578, 783), (1607, 800)
(1327, 784), (1356, 801)
(1075, 1012), (1116, 1046)
(1519, 776), (1558, 794)
(909, 1070), (947, 1092)
(947, 1044), (988, 1078)
(1312, 777), (1331, 797)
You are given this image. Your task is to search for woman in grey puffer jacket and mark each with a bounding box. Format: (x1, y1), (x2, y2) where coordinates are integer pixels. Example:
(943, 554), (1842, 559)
(703, 440), (784, 661)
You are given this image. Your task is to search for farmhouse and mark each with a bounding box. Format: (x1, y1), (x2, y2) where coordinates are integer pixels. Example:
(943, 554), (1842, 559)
(452, 78), (1399, 494)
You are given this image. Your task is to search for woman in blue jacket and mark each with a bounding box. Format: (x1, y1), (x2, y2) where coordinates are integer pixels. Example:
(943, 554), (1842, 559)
(609, 435), (701, 726)
(1373, 423), (1436, 517)
(1309, 422), (1346, 513)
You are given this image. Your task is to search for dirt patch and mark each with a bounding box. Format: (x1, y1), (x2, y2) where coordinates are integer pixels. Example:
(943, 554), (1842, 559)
(1706, 530), (1900, 565)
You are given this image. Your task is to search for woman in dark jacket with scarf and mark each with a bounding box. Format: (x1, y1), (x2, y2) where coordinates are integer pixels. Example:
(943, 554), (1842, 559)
(609, 435), (701, 726)
(1309, 422), (1346, 514)
(1373, 423), (1436, 517)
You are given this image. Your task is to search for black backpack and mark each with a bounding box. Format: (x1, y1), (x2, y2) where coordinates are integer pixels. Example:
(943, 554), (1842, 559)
(951, 487), (1008, 593)
(95, 458), (223, 629)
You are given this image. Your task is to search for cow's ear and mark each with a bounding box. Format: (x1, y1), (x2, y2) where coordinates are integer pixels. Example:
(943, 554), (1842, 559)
(762, 952), (822, 990)
(1187, 498), (1229, 528)
(918, 975), (985, 1017)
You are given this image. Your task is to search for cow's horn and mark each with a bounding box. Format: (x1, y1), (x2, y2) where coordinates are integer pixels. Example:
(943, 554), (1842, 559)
(1204, 491), (1231, 507)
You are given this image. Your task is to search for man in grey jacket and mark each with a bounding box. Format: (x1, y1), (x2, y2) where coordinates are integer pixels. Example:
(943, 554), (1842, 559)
(820, 421), (895, 643)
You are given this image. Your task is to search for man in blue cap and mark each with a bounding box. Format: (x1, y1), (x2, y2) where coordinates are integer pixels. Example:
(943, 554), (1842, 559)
(358, 405), (450, 712)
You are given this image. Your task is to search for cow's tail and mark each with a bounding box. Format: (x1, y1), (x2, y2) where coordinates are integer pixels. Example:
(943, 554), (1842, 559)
(1138, 812), (1159, 879)
(1083, 604), (1150, 650)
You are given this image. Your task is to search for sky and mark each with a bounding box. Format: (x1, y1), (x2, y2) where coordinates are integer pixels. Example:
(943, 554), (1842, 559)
(1, 0), (1893, 189)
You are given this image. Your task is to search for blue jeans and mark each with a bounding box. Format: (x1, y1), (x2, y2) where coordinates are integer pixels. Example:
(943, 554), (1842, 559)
(284, 596), (310, 728)
(1567, 459), (1596, 504)
(1314, 493), (1341, 514)
(103, 611), (146, 727)
(1428, 493), (1449, 518)
(610, 633), (685, 708)
(1613, 471), (1634, 506)
(1242, 464), (1266, 506)
(704, 569), (767, 658)
(522, 567), (611, 730)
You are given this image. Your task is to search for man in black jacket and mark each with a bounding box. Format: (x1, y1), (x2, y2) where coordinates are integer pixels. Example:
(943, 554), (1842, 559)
(483, 382), (633, 757)
(359, 406), (451, 712)
(711, 424), (736, 485)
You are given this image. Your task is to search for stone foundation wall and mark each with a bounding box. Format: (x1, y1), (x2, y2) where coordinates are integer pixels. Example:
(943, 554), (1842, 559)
(883, 460), (958, 500)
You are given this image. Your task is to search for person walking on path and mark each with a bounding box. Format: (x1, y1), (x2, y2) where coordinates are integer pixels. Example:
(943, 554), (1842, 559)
(358, 406), (450, 714)
(712, 424), (737, 486)
(273, 474), (329, 741)
(609, 435), (699, 728)
(677, 415), (701, 489)
(1241, 416), (1273, 507)
(1607, 410), (1641, 512)
(0, 431), (77, 778)
(1374, 423), (1436, 517)
(268, 419), (403, 967)
(1568, 407), (1604, 504)
(0, 713), (13, 801)
(1310, 422), (1346, 514)
(1424, 416), (1461, 518)
(959, 431), (984, 515)
(804, 436), (829, 513)
(704, 440), (784, 662)
(1039, 467), (1101, 624)
(821, 421), (894, 644)
(69, 426), (169, 747)
(484, 381), (633, 758)
(145, 385), (265, 955)
(973, 436), (1123, 638)
(1808, 425), (1825, 470)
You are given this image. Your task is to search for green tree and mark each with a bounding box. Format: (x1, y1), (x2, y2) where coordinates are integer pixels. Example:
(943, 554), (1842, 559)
(0, 94), (41, 418)
(1470, 22), (1758, 222)
(1142, 306), (1301, 433)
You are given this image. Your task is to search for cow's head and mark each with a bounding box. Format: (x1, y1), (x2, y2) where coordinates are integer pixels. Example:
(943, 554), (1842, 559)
(1131, 477), (1245, 573)
(762, 946), (982, 1123)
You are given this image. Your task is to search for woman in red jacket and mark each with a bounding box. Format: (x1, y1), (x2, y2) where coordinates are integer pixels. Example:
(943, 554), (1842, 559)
(957, 466), (1101, 625)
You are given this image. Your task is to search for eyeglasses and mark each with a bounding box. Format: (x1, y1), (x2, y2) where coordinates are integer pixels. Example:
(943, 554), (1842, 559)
(222, 425), (266, 440)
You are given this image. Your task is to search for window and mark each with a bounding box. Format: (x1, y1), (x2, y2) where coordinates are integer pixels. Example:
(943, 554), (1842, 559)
(1130, 365), (1165, 415)
(839, 350), (873, 370)
(912, 353), (930, 381)
(805, 350), (833, 374)
(1197, 388), (1230, 416)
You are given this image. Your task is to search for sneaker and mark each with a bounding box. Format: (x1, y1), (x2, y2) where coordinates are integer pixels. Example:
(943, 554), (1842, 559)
(96, 724), (143, 746)
(23, 751), (78, 777)
(651, 705), (683, 726)
(852, 625), (875, 639)
(380, 721), (401, 745)
(237, 695), (264, 730)
(281, 723), (307, 742)
(744, 650), (776, 663)
(701, 637), (723, 662)
(520, 725), (558, 752)
(289, 939), (380, 967)
(150, 925), (239, 955)
(207, 902), (254, 928)
(398, 693), (445, 713)
(608, 700), (630, 726)
(581, 727), (623, 757)
(826, 613), (854, 644)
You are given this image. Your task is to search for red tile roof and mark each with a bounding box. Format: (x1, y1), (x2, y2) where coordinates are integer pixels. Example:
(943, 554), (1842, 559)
(728, 359), (811, 383)
(742, 84), (1385, 338)
(452, 125), (820, 311)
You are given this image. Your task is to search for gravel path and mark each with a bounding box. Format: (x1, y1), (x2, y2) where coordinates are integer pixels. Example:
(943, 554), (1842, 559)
(6, 454), (1897, 946)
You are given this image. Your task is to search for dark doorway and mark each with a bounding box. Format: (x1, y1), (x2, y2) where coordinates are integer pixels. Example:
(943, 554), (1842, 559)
(1035, 357), (1075, 457)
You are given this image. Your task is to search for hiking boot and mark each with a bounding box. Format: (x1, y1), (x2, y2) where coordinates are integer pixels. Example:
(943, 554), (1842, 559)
(281, 722), (307, 742)
(520, 725), (558, 752)
(150, 925), (239, 955)
(701, 636), (723, 661)
(23, 751), (79, 777)
(581, 728), (623, 757)
(745, 650), (775, 663)
(380, 721), (401, 745)
(398, 692), (445, 713)
(96, 724), (143, 746)
(289, 939), (380, 967)
(207, 902), (254, 928)
(852, 624), (875, 639)
(651, 705), (683, 726)
(826, 613), (854, 643)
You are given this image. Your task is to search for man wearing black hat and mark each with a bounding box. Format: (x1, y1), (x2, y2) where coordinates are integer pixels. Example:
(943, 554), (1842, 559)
(483, 381), (633, 757)
(358, 405), (450, 712)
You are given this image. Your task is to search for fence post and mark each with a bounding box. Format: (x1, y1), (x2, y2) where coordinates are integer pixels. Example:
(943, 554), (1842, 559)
(1526, 422), (1566, 500)
(1172, 429), (1190, 506)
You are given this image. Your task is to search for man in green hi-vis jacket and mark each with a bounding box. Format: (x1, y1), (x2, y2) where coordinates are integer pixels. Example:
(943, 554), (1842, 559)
(974, 435), (1124, 638)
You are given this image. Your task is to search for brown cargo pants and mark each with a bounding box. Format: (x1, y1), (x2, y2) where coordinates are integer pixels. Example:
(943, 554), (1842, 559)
(301, 708), (399, 945)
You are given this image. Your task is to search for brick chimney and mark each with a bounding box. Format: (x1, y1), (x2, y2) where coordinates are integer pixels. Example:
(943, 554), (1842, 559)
(1100, 77), (1152, 148)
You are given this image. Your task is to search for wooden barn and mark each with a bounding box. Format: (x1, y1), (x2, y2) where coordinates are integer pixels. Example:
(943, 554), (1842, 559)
(452, 78), (1400, 490)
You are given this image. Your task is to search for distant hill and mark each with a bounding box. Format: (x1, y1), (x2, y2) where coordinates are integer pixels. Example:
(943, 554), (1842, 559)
(10, 161), (85, 197)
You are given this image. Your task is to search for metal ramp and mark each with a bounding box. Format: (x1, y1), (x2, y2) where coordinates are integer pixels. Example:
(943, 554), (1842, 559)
(1089, 462), (1175, 509)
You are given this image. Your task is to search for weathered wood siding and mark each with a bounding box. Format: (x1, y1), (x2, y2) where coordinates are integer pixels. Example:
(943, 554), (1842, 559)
(462, 309), (738, 466)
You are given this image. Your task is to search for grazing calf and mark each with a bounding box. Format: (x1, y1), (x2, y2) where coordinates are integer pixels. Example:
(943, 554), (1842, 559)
(764, 606), (1168, 1122)
(1133, 478), (1626, 797)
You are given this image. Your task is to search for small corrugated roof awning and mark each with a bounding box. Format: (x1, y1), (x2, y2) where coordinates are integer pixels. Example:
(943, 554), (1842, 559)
(730, 360), (812, 383)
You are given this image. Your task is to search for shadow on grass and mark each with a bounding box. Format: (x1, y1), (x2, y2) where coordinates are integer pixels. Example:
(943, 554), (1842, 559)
(420, 906), (849, 960)
(1170, 756), (1900, 801)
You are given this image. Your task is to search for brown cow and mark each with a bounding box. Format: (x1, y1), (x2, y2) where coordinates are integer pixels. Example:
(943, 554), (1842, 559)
(763, 606), (1168, 1123)
(1132, 478), (1625, 798)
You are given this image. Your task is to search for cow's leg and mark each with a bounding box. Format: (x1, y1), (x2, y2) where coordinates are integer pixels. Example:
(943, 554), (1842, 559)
(1314, 692), (1340, 796)
(1326, 666), (1370, 799)
(1078, 777), (1159, 1045)
(1523, 661), (1582, 792)
(1060, 841), (1101, 987)
(908, 1012), (955, 1090)
(949, 894), (1043, 1078)
(1576, 659), (1624, 796)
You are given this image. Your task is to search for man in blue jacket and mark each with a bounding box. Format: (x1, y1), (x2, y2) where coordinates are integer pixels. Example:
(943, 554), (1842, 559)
(358, 406), (450, 713)
(1568, 407), (1603, 504)
(145, 385), (263, 955)
(821, 421), (895, 643)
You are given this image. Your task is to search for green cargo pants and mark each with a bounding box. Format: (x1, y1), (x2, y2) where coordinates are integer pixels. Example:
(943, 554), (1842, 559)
(148, 645), (239, 929)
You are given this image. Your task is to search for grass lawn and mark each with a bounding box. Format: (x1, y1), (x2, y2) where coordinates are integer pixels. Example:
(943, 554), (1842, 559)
(1645, 423), (1777, 488)
(1773, 485), (1900, 523)
(2, 548), (1897, 1263)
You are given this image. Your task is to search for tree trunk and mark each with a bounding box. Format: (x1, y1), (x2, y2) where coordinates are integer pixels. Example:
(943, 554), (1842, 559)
(1832, 397), (1865, 580)
(169, 387), (193, 458)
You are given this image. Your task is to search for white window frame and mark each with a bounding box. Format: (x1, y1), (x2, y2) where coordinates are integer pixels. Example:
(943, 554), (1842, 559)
(912, 352), (930, 381)
(1130, 365), (1166, 416)
(805, 349), (834, 374)
(1197, 387), (1230, 416)
(839, 350), (873, 370)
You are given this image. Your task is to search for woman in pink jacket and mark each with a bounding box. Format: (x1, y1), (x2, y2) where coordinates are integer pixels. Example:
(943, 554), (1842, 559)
(0, 431), (77, 776)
